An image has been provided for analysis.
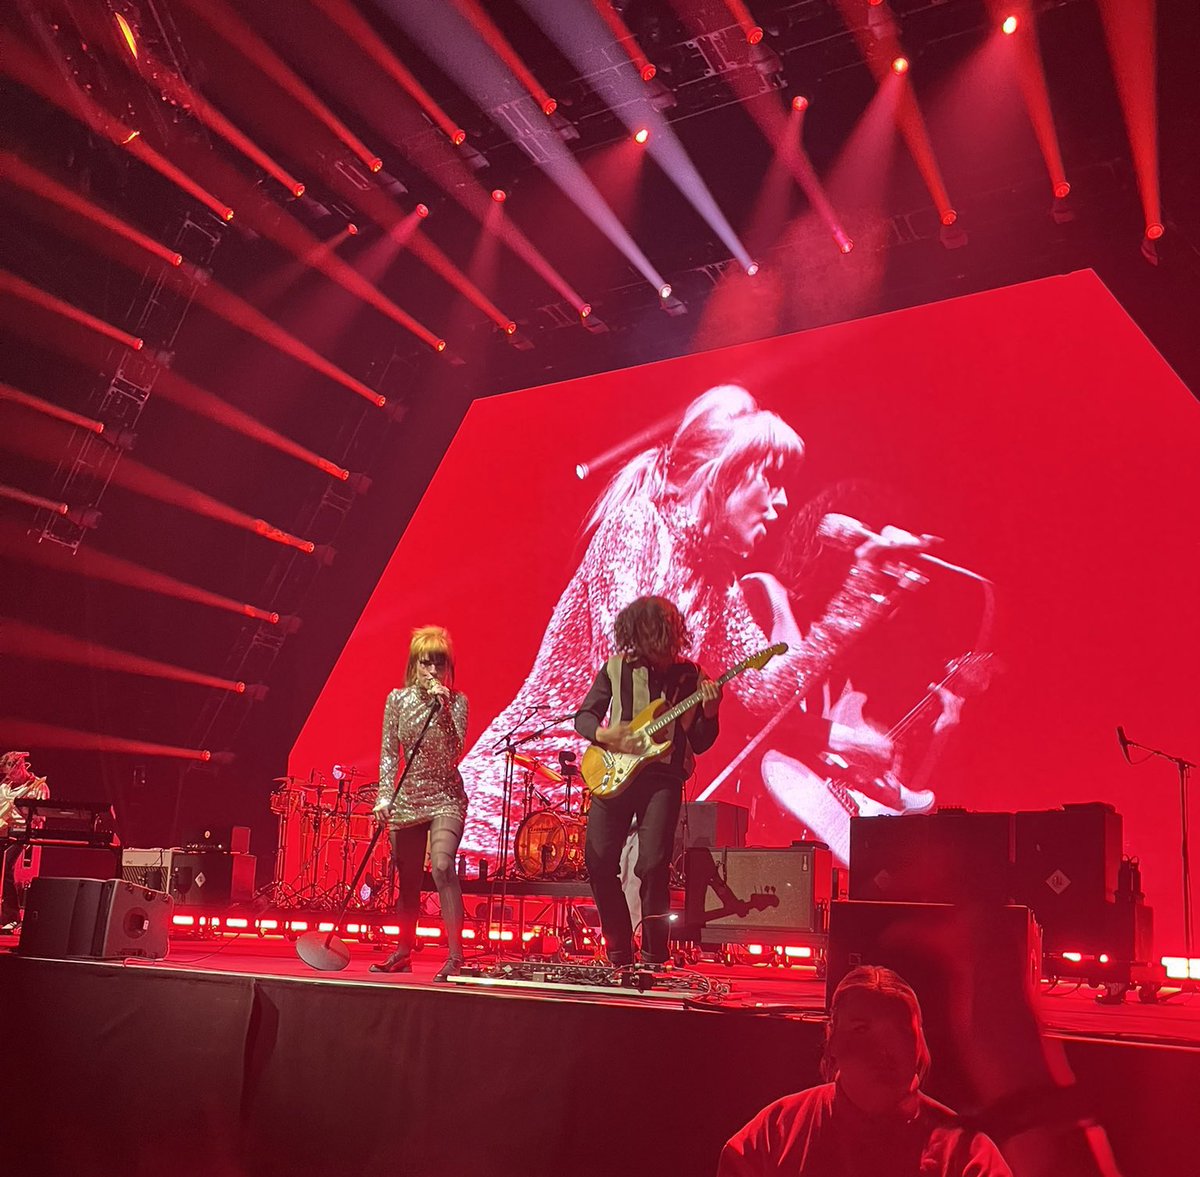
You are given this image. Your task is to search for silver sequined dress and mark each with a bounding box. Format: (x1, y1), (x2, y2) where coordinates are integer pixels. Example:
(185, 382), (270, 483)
(376, 685), (469, 828)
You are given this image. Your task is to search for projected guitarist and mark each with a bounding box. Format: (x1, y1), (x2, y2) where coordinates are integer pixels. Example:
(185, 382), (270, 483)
(574, 596), (726, 968)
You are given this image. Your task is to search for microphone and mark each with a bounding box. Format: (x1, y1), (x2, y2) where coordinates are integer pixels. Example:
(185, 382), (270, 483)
(1117, 725), (1132, 764)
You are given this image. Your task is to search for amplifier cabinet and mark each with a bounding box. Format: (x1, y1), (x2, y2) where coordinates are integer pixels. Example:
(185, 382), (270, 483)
(685, 845), (832, 944)
(170, 852), (256, 906)
(122, 847), (175, 893)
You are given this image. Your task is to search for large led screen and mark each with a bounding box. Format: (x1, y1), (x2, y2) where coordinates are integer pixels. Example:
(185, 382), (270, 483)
(292, 271), (1200, 952)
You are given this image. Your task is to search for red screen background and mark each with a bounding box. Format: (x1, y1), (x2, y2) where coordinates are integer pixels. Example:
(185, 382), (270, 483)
(292, 270), (1199, 953)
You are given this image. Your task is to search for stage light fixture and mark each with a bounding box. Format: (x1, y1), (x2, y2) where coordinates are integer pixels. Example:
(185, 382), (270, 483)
(452, 129), (467, 146)
(581, 313), (609, 336)
(1002, 15), (1019, 35)
(579, 303), (592, 319)
(940, 209), (958, 226)
(940, 220), (969, 250)
(491, 189), (507, 203)
(1051, 195), (1075, 224)
(503, 321), (518, 335)
(792, 95), (809, 112)
(747, 26), (764, 45)
(749, 41), (785, 86)
(1146, 222), (1165, 240)
(434, 339), (448, 353)
(312, 544), (337, 567)
(745, 262), (760, 276)
(892, 56), (909, 74)
(1054, 181), (1072, 199)
(291, 183), (306, 198)
(416, 203), (430, 218)
(549, 111), (580, 143)
(634, 127), (650, 144)
(641, 63), (657, 82)
(243, 684), (269, 703)
(541, 98), (558, 116)
(661, 295), (687, 317)
(65, 505), (102, 529)
(645, 77), (677, 112)
(658, 283), (673, 299)
(346, 473), (373, 496)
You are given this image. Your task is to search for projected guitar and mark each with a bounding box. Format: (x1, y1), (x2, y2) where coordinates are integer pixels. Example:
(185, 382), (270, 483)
(581, 643), (788, 799)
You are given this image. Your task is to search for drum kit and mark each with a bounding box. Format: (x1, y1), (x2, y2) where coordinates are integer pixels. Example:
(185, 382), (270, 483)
(269, 767), (391, 909)
(508, 747), (590, 881)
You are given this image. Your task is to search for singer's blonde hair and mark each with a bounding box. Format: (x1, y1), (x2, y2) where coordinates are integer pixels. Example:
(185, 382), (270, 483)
(404, 625), (456, 688)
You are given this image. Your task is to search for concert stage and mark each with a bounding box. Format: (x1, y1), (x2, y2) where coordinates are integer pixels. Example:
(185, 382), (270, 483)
(2, 933), (1197, 1177)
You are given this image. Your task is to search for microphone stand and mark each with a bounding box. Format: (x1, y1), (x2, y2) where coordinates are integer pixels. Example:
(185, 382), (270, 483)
(1119, 729), (1196, 960)
(296, 696), (443, 971)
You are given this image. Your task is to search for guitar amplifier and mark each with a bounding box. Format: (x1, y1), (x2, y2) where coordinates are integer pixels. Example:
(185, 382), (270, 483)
(684, 845), (832, 944)
(169, 852), (256, 905)
(122, 847), (176, 893)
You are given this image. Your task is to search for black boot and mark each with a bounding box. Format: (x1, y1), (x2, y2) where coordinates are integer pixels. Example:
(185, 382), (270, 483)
(433, 954), (464, 982)
(370, 949), (413, 974)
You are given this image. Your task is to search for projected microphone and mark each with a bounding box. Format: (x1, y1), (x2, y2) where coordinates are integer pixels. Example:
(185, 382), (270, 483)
(1117, 725), (1132, 764)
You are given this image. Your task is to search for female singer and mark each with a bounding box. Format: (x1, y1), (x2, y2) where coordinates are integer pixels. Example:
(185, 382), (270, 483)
(371, 626), (468, 980)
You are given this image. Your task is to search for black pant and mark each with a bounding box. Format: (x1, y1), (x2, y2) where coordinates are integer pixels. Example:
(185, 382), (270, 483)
(1, 840), (22, 923)
(584, 769), (682, 965)
(389, 823), (429, 958)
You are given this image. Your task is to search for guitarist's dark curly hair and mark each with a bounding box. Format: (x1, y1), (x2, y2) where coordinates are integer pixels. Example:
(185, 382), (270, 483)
(614, 596), (691, 662)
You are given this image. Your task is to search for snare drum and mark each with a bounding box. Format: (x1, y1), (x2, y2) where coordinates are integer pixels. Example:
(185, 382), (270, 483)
(514, 810), (587, 880)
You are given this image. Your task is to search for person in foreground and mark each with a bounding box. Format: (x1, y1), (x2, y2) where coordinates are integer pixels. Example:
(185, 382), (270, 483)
(719, 965), (1011, 1177)
(372, 626), (469, 981)
(574, 595), (722, 968)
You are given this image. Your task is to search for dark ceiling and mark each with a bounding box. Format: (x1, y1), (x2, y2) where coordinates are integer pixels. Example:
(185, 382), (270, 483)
(1, 0), (1196, 848)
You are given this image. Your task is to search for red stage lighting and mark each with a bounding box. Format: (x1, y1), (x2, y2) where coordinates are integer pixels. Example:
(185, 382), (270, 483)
(792, 95), (810, 112)
(579, 304), (592, 319)
(291, 183), (305, 198)
(368, 156), (383, 173)
(1054, 181), (1071, 199)
(641, 63), (657, 82)
(491, 189), (507, 203)
(746, 262), (760, 276)
(634, 127), (650, 144)
(659, 283), (673, 299)
(416, 203), (430, 218)
(452, 129), (467, 146)
(434, 339), (447, 352)
(1002, 15), (1019, 35)
(747, 26), (764, 45)
(1145, 222), (1165, 240)
(940, 209), (958, 226)
(542, 98), (558, 116)
(221, 207), (235, 222)
(113, 13), (139, 59)
(504, 321), (517, 335)
(347, 223), (359, 235)
(892, 56), (909, 74)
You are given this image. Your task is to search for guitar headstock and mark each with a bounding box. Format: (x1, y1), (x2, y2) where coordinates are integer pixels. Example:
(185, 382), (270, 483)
(943, 651), (999, 696)
(744, 642), (788, 671)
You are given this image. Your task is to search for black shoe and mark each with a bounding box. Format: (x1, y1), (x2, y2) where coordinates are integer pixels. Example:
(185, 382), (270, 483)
(370, 950), (413, 974)
(433, 955), (464, 982)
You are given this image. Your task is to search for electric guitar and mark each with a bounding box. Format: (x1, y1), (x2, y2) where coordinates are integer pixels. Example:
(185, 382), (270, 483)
(582, 643), (788, 798)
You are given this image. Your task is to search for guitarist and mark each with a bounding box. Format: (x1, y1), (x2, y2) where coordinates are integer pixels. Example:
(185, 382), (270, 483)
(1, 750), (50, 933)
(575, 596), (722, 968)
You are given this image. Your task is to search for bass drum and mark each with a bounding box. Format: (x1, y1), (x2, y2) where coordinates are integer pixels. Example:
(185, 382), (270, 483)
(514, 810), (587, 880)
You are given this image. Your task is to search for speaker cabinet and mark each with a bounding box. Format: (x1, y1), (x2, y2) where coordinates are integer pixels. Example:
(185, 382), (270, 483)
(827, 900), (1042, 1102)
(849, 812), (1016, 905)
(1014, 804), (1122, 953)
(17, 877), (172, 960)
(685, 845), (832, 944)
(170, 852), (256, 905)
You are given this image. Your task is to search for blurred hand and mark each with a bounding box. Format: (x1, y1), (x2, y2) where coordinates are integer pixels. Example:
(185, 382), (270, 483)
(829, 719), (894, 769)
(697, 671), (723, 717)
(372, 800), (391, 824)
(600, 722), (652, 756)
(931, 686), (965, 735)
(854, 524), (940, 564)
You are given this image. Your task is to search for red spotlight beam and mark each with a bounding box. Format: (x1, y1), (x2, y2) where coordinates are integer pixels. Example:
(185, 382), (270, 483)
(585, 0), (657, 81)
(407, 232), (518, 332)
(0, 30), (234, 221)
(171, 268), (387, 403)
(308, 0), (466, 145)
(0, 620), (247, 693)
(0, 150), (184, 268)
(0, 521), (278, 622)
(0, 483), (68, 517)
(450, 0), (558, 114)
(0, 381), (105, 434)
(0, 268), (143, 351)
(1096, 0), (1161, 232)
(123, 47), (306, 198)
(719, 0), (764, 44)
(0, 719), (214, 763)
(176, 0), (382, 173)
(152, 370), (348, 480)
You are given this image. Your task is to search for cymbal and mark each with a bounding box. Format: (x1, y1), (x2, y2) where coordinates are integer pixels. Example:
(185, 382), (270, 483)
(511, 752), (564, 784)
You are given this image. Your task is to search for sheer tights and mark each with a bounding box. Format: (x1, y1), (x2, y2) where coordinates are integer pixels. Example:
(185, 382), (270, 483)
(389, 816), (464, 960)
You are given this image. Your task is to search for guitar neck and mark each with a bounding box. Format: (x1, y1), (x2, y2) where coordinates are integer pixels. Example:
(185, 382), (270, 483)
(643, 660), (755, 736)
